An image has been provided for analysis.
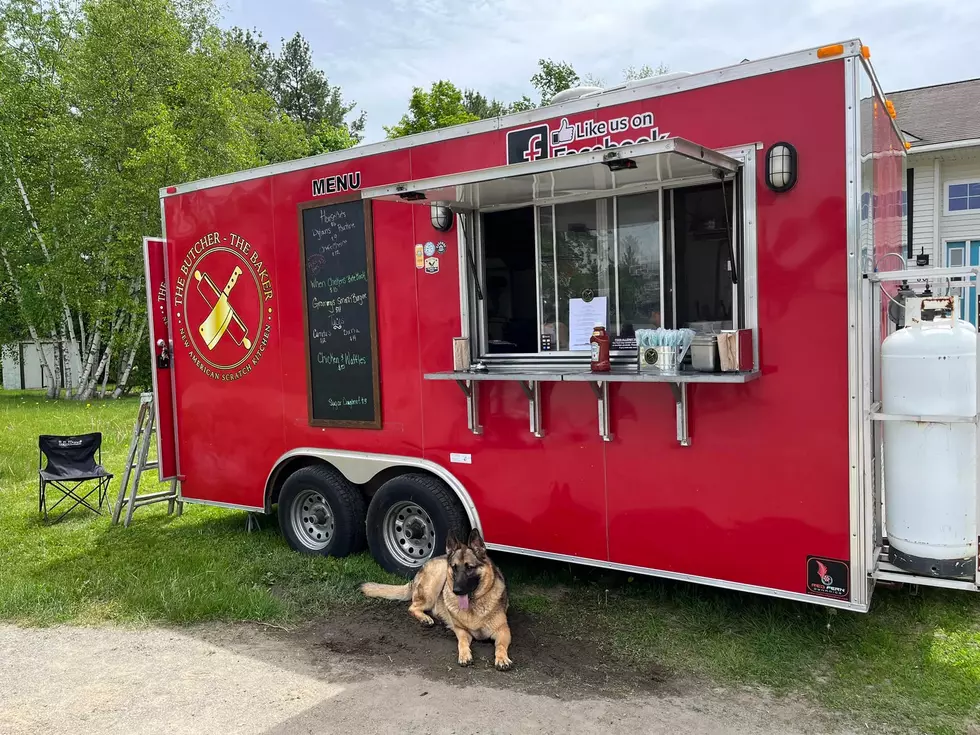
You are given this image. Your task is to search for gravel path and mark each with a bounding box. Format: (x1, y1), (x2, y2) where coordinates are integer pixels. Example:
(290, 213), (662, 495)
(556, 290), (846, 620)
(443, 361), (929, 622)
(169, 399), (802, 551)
(0, 623), (860, 735)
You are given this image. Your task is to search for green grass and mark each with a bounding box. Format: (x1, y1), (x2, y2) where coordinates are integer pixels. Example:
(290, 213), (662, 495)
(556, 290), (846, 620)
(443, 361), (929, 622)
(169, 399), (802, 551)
(1, 389), (978, 733)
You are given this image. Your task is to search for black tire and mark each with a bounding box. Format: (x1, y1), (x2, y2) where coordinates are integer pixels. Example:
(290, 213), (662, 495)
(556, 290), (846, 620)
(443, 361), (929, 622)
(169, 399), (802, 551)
(278, 465), (366, 557)
(366, 473), (469, 577)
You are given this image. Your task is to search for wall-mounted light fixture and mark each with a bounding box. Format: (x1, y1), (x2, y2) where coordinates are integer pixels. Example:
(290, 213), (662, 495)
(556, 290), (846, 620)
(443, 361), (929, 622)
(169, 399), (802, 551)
(765, 142), (797, 193)
(430, 203), (454, 232)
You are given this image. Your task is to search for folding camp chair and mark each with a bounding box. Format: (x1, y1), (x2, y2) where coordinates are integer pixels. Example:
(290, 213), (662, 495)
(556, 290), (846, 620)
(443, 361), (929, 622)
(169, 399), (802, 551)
(38, 433), (113, 523)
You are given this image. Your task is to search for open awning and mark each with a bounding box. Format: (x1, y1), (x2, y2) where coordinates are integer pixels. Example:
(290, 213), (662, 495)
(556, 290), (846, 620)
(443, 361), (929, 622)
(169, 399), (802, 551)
(360, 137), (740, 211)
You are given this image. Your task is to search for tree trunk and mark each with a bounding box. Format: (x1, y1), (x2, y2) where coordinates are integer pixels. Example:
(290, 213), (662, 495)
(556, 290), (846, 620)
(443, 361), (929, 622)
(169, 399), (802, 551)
(75, 324), (102, 397)
(78, 309), (87, 355)
(33, 328), (59, 398)
(98, 352), (110, 398)
(47, 330), (62, 399)
(62, 331), (74, 399)
(6, 142), (79, 390)
(78, 313), (122, 400)
(111, 319), (145, 399)
(79, 345), (110, 401)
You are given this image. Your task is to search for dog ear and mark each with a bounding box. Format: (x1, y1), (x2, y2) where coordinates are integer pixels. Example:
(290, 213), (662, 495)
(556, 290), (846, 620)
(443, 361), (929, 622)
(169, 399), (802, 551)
(467, 528), (487, 558)
(446, 531), (461, 555)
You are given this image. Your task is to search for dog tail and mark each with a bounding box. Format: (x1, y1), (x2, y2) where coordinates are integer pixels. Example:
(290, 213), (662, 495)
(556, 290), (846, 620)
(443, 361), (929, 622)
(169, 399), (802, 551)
(360, 582), (412, 602)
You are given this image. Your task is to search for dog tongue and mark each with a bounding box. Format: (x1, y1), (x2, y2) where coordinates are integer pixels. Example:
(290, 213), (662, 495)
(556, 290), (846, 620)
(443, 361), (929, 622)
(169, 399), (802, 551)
(457, 595), (469, 610)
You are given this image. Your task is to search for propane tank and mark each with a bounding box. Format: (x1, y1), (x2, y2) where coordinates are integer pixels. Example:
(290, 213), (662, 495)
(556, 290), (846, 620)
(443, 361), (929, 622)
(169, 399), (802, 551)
(881, 313), (977, 578)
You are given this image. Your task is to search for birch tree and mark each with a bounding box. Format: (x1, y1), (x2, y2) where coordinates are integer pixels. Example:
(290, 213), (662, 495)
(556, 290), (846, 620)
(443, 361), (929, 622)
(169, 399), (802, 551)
(1, 0), (329, 398)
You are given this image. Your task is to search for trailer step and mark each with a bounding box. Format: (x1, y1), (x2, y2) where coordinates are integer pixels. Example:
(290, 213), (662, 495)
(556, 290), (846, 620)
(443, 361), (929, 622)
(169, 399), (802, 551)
(111, 392), (181, 527)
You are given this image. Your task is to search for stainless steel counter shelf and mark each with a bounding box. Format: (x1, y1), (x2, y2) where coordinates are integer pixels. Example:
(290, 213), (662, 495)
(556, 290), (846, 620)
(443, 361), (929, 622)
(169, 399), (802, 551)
(424, 369), (760, 444)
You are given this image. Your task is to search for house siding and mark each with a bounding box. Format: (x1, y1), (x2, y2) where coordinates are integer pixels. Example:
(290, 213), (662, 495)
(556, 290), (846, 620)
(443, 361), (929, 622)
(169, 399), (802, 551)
(906, 148), (980, 265)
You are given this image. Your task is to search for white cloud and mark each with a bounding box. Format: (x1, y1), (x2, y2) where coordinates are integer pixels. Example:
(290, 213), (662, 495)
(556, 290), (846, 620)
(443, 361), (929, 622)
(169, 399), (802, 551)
(224, 0), (980, 143)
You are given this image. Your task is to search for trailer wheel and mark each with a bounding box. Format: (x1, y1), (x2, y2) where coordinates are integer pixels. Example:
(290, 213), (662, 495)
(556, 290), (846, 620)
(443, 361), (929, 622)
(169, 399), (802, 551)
(278, 465), (366, 557)
(366, 473), (469, 577)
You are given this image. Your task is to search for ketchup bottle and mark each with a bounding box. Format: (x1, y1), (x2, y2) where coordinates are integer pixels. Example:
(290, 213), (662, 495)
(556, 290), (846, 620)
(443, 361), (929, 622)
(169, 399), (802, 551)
(590, 323), (610, 372)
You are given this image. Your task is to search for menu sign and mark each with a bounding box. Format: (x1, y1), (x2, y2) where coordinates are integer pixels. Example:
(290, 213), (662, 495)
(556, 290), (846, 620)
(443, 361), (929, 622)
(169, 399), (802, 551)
(299, 196), (381, 428)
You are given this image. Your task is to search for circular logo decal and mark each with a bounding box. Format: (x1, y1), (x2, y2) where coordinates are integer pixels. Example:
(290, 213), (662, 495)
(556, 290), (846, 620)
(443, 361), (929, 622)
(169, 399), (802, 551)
(424, 241), (436, 257)
(173, 232), (275, 381)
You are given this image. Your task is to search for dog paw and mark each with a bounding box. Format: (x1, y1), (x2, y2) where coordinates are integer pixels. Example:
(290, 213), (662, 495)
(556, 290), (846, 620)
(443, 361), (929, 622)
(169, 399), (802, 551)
(494, 656), (513, 671)
(457, 653), (473, 667)
(418, 614), (435, 627)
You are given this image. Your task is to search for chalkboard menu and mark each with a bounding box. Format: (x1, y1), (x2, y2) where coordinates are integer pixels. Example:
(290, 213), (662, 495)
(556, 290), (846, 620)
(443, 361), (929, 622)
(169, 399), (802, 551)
(299, 195), (381, 428)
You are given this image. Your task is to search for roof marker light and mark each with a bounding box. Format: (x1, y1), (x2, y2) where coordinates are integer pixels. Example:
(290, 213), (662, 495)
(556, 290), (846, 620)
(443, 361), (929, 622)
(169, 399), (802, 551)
(817, 44), (845, 59)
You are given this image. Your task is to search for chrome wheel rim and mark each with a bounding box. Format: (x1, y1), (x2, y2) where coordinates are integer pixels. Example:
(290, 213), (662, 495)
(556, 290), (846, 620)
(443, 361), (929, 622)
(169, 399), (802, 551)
(383, 501), (435, 567)
(291, 489), (335, 550)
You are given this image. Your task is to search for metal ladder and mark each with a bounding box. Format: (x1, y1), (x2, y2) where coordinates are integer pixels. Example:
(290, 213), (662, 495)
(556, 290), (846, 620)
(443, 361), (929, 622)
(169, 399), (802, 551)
(112, 392), (182, 527)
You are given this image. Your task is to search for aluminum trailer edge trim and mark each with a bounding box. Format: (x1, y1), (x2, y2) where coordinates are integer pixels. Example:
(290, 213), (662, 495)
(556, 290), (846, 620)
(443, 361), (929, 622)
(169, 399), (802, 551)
(181, 497), (265, 513)
(263, 448), (483, 532)
(486, 543), (871, 612)
(844, 56), (869, 608)
(142, 236), (171, 484)
(159, 40), (866, 198)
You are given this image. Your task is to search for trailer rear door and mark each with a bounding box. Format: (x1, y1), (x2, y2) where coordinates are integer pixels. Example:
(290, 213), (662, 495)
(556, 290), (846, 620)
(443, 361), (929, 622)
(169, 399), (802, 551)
(143, 236), (178, 480)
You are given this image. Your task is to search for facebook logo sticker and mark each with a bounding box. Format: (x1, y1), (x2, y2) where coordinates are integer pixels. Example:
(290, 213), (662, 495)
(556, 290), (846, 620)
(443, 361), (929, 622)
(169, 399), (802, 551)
(506, 124), (550, 165)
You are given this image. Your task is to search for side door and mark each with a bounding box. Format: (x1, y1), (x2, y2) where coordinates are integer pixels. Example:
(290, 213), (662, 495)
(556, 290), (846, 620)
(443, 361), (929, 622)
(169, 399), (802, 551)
(143, 236), (179, 480)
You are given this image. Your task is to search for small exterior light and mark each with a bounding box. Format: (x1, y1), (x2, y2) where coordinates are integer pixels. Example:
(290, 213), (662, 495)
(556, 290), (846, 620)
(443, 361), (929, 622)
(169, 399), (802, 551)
(765, 142), (797, 193)
(430, 203), (454, 232)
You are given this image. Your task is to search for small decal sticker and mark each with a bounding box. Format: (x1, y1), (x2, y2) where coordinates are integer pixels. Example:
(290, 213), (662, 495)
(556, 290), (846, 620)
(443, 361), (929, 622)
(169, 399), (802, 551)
(424, 241), (436, 257)
(541, 333), (553, 351)
(450, 453), (472, 464)
(415, 244), (425, 269)
(424, 257), (440, 274)
(806, 556), (850, 600)
(436, 241), (447, 254)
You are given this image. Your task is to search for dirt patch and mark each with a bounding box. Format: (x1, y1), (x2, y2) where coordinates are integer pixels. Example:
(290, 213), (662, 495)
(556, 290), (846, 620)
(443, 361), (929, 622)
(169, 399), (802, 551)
(294, 602), (674, 699)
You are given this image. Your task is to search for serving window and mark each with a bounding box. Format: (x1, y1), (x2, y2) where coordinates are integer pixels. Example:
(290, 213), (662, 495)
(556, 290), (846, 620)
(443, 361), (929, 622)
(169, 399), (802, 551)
(362, 138), (753, 365)
(475, 179), (740, 360)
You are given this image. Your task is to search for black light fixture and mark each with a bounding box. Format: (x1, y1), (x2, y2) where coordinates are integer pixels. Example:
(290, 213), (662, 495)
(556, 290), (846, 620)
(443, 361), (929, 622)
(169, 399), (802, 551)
(604, 157), (637, 172)
(765, 142), (797, 193)
(398, 191), (426, 201)
(430, 203), (454, 232)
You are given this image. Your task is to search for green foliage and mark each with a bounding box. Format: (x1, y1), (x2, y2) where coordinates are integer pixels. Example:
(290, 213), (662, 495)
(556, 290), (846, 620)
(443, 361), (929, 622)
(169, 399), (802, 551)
(228, 27), (364, 154)
(386, 59), (670, 138)
(530, 58), (580, 105)
(384, 80), (480, 138)
(0, 1), (362, 387)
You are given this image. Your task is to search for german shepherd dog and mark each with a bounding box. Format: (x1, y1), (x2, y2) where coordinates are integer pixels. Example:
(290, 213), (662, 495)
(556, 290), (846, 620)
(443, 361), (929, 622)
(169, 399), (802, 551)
(360, 529), (513, 670)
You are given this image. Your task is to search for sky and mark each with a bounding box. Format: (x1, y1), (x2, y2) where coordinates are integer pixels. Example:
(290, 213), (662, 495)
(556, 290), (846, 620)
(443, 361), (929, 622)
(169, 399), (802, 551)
(221, 0), (980, 144)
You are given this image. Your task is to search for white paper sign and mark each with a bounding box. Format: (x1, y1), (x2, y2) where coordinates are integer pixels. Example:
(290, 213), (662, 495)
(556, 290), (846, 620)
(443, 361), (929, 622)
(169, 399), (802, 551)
(568, 296), (607, 351)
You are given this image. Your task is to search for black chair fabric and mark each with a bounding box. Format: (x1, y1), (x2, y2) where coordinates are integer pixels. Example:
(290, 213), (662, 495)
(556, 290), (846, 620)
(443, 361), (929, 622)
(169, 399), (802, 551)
(38, 433), (113, 522)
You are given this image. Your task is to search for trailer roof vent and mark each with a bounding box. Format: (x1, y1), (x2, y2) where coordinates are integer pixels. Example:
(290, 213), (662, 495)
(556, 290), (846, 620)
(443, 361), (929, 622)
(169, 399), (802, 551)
(549, 86), (604, 105)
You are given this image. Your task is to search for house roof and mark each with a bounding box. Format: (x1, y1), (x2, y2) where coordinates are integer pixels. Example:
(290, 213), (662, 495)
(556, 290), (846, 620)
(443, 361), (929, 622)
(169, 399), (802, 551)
(889, 78), (980, 147)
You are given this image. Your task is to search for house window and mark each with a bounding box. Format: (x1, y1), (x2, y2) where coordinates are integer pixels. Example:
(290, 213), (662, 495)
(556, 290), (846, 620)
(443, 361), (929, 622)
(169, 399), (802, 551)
(947, 182), (980, 214)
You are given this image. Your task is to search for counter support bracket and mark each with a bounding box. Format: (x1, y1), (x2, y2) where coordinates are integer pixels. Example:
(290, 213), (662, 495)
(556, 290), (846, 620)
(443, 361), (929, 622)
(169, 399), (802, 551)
(519, 381), (544, 438)
(455, 380), (483, 435)
(670, 382), (691, 446)
(589, 381), (613, 442)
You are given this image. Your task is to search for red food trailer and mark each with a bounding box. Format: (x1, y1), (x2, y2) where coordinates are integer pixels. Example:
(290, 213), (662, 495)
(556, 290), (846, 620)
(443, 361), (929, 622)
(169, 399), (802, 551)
(144, 39), (980, 612)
